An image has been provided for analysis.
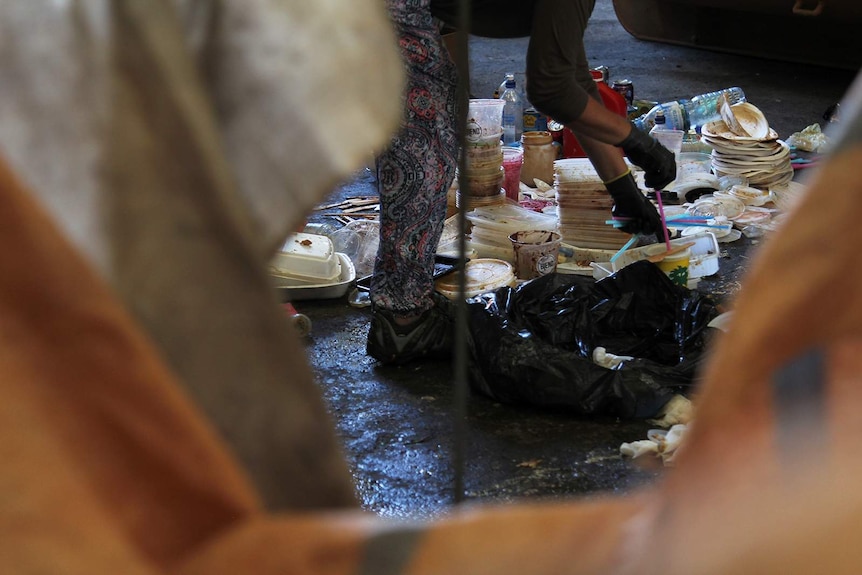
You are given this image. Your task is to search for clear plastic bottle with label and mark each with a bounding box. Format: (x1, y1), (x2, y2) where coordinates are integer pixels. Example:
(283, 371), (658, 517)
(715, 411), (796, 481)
(500, 75), (523, 145)
(633, 86), (746, 132)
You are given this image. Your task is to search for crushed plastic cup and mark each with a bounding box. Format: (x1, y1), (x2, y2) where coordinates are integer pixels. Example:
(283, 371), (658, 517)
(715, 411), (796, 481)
(508, 229), (561, 280)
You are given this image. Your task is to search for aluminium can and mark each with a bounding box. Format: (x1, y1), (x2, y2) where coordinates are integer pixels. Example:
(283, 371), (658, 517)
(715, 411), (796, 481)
(611, 78), (635, 108)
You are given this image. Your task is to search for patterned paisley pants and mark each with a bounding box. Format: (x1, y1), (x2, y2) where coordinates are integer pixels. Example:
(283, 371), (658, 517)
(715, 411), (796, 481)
(372, 0), (459, 314)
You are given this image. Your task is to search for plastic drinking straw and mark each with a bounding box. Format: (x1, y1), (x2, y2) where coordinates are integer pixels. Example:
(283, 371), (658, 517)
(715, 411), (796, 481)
(666, 213), (708, 222)
(666, 222), (730, 229)
(654, 190), (672, 251)
(610, 234), (639, 263)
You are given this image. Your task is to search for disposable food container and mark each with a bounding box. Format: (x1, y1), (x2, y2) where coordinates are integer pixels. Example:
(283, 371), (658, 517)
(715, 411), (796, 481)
(678, 152), (712, 178)
(435, 259), (516, 299)
(465, 203), (558, 235)
(272, 232), (341, 282)
(275, 253), (356, 301)
(556, 232), (720, 280)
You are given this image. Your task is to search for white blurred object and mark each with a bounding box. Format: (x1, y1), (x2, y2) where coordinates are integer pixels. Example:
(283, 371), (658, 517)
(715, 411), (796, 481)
(621, 424), (689, 466)
(592, 346), (635, 370)
(649, 395), (694, 427)
(0, 0), (403, 509)
(787, 123), (832, 153)
(619, 440), (659, 459)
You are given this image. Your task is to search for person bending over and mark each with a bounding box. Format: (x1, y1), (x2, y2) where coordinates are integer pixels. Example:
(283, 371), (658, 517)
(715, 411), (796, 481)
(368, 0), (675, 365)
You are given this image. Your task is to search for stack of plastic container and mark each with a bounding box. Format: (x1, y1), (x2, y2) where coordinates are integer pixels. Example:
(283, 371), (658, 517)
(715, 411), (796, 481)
(459, 99), (506, 208)
(464, 203), (558, 263)
(554, 158), (632, 250)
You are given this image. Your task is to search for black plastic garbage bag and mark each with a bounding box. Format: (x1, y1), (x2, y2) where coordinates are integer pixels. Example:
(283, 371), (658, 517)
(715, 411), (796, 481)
(466, 261), (720, 419)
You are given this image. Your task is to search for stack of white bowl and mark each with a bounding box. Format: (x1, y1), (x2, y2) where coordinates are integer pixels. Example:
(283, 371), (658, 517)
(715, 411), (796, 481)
(554, 158), (632, 249)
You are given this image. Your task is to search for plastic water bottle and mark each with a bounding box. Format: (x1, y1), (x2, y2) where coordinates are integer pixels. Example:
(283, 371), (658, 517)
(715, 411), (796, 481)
(493, 73), (508, 99)
(500, 74), (523, 145)
(649, 109), (669, 135)
(494, 71), (522, 100)
(633, 87), (746, 132)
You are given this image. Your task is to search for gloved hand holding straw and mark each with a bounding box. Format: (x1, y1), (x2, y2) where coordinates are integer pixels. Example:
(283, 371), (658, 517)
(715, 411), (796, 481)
(604, 170), (664, 237)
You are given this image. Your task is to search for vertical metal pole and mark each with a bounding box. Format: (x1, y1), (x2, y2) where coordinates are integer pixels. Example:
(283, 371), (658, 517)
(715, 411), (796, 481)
(451, 0), (471, 504)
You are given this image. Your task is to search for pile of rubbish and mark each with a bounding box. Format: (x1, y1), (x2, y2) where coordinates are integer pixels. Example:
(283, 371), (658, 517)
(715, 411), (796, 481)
(465, 262), (720, 419)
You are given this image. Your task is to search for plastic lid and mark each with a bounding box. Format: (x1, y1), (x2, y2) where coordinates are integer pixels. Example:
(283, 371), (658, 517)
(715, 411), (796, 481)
(654, 109), (666, 124)
(435, 259), (515, 299)
(465, 204), (558, 234)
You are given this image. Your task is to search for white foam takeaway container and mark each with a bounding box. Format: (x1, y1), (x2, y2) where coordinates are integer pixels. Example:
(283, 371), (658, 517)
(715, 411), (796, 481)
(271, 232), (341, 283)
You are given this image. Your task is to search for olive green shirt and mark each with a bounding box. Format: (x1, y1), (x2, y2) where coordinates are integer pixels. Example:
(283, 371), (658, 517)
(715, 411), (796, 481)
(431, 0), (600, 123)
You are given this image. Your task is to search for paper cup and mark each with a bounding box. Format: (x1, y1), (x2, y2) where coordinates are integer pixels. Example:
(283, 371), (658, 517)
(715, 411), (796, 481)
(508, 230), (561, 280)
(656, 248), (690, 287)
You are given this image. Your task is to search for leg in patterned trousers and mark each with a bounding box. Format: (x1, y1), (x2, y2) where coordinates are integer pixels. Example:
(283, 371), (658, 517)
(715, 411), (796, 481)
(367, 0), (459, 365)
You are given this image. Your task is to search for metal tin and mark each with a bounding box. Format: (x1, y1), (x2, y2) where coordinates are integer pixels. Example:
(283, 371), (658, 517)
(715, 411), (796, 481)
(612, 78), (635, 107)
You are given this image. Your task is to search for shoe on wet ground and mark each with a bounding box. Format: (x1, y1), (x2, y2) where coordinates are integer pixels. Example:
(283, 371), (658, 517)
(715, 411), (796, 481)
(366, 293), (454, 365)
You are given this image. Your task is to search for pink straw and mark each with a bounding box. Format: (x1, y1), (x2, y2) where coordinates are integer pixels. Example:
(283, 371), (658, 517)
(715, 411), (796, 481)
(654, 190), (672, 251)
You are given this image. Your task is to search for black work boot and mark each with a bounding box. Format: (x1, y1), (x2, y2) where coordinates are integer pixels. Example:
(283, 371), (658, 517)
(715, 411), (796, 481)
(366, 292), (454, 365)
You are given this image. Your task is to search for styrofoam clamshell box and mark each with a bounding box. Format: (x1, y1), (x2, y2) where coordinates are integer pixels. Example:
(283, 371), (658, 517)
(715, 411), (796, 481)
(272, 232), (341, 282)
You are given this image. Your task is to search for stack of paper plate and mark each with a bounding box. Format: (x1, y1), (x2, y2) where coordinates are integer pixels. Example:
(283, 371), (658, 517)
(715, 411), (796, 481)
(554, 158), (632, 249)
(701, 120), (793, 188)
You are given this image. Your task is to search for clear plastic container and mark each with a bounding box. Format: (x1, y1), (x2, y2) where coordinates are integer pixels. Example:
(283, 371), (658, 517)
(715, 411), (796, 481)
(467, 99), (505, 143)
(329, 220), (379, 279)
(677, 152), (712, 179)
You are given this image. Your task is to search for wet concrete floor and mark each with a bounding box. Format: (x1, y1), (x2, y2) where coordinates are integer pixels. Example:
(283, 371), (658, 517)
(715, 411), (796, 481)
(293, 0), (857, 519)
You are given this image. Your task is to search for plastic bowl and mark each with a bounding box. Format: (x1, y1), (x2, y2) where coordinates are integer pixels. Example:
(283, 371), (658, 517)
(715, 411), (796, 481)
(678, 152), (712, 178)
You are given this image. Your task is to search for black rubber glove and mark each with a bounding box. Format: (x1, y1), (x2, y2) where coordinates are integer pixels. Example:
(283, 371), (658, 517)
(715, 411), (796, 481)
(617, 122), (677, 189)
(604, 170), (663, 236)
